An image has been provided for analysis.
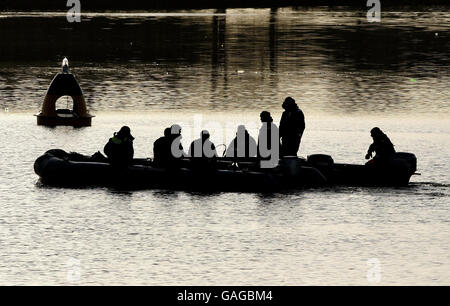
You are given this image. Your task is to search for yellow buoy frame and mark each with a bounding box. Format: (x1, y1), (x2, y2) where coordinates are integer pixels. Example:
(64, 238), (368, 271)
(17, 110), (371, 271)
(41, 94), (89, 117)
(37, 72), (93, 126)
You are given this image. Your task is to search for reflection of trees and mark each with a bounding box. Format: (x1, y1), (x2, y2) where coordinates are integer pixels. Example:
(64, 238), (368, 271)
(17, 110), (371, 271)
(296, 25), (450, 113)
(308, 25), (450, 72)
(2, 13), (447, 73)
(211, 9), (227, 101)
(0, 10), (449, 113)
(269, 7), (278, 90)
(0, 16), (211, 62)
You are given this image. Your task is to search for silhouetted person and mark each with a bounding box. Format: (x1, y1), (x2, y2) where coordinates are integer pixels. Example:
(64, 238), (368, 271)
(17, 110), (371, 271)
(169, 124), (184, 158)
(258, 111), (280, 162)
(189, 130), (217, 158)
(104, 126), (134, 166)
(153, 127), (171, 167)
(226, 125), (257, 159)
(153, 125), (184, 168)
(279, 97), (305, 157)
(365, 127), (395, 164)
(189, 130), (217, 170)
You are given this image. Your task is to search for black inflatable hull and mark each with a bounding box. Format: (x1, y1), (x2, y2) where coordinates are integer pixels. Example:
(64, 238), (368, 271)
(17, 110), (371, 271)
(34, 150), (327, 191)
(306, 153), (417, 187)
(34, 150), (416, 190)
(321, 163), (413, 186)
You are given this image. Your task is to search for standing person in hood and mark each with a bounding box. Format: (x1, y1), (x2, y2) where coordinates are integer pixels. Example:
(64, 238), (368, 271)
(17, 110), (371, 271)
(279, 97), (305, 157)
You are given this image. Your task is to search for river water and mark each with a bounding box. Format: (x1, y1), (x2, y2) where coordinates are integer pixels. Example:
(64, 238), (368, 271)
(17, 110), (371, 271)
(0, 8), (449, 285)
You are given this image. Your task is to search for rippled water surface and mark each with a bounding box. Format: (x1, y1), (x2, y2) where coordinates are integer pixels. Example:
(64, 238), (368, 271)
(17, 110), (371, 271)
(0, 8), (449, 285)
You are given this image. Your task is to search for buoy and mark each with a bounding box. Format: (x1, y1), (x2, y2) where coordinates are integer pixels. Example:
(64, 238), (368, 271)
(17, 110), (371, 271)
(35, 58), (94, 127)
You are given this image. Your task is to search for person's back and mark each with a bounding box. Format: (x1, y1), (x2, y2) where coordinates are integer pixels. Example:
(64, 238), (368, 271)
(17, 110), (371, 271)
(104, 126), (134, 166)
(189, 130), (217, 170)
(153, 128), (172, 167)
(153, 125), (185, 168)
(257, 111), (280, 159)
(189, 131), (217, 159)
(226, 125), (257, 159)
(376, 134), (395, 157)
(279, 97), (305, 157)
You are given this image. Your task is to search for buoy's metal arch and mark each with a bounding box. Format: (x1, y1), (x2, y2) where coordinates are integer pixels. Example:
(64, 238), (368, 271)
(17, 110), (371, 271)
(36, 72), (94, 127)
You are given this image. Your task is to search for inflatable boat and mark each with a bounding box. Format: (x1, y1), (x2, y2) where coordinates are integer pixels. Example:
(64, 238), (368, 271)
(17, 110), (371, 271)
(34, 149), (417, 190)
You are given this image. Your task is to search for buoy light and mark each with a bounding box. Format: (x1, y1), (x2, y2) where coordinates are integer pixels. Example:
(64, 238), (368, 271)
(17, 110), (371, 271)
(62, 57), (69, 73)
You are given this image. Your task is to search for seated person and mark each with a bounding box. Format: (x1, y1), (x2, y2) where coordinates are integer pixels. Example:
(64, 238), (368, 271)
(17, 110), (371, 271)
(258, 111), (280, 169)
(226, 125), (257, 160)
(188, 130), (217, 170)
(257, 111), (280, 157)
(153, 125), (184, 168)
(189, 130), (217, 158)
(153, 127), (171, 167)
(104, 126), (134, 166)
(365, 127), (396, 164)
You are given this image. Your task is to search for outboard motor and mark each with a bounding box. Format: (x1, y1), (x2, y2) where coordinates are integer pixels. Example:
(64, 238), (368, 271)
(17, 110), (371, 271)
(391, 152), (417, 174)
(307, 154), (334, 169)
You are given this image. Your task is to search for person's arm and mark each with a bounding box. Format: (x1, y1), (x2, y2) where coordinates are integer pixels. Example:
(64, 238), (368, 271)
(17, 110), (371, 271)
(211, 143), (218, 158)
(153, 140), (158, 160)
(211, 143), (217, 157)
(279, 112), (286, 138)
(179, 142), (185, 158)
(225, 140), (235, 158)
(366, 143), (375, 159)
(104, 140), (112, 158)
(298, 109), (305, 134)
(250, 137), (258, 157)
(188, 142), (194, 158)
(129, 142), (134, 160)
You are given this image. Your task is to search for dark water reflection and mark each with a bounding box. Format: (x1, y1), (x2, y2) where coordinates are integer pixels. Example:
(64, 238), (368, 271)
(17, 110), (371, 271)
(0, 8), (449, 115)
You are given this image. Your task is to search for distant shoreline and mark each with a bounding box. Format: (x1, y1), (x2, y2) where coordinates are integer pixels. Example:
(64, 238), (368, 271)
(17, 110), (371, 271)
(0, 0), (449, 12)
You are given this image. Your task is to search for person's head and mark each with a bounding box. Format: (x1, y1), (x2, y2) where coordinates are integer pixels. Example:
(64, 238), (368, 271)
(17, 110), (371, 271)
(201, 130), (210, 142)
(282, 96), (297, 110)
(117, 126), (134, 141)
(170, 124), (182, 138)
(260, 111), (273, 123)
(370, 127), (383, 139)
(237, 125), (247, 136)
(163, 127), (171, 138)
